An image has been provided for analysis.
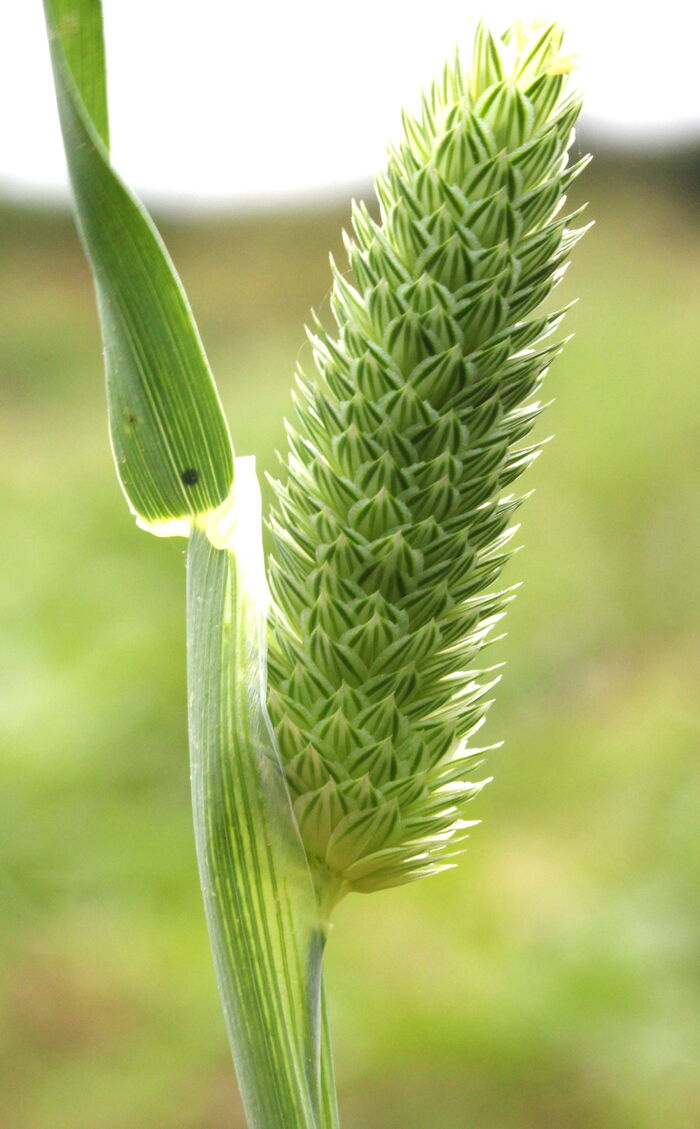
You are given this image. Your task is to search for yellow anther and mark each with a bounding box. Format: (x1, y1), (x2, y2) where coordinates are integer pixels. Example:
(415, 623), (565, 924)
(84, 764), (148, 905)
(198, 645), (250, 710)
(511, 15), (554, 52)
(546, 53), (579, 76)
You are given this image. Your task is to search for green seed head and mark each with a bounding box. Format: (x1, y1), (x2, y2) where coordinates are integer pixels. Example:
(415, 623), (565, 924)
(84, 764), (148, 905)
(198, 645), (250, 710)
(267, 20), (589, 899)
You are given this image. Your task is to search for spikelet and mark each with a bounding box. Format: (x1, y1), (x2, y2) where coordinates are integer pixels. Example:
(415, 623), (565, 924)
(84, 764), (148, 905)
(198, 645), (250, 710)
(267, 21), (589, 899)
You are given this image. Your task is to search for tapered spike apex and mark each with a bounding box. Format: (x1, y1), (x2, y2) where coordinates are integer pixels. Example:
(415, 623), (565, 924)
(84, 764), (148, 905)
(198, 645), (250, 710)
(268, 22), (588, 899)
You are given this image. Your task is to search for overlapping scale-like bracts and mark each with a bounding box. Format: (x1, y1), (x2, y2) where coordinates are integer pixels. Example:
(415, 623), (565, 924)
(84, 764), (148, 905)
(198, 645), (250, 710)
(267, 21), (589, 897)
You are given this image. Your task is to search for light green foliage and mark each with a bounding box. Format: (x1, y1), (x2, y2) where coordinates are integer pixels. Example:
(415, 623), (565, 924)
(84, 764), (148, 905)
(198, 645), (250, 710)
(267, 22), (590, 897)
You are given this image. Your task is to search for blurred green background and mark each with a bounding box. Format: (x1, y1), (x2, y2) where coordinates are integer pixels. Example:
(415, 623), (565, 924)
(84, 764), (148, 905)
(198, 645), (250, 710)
(1, 147), (699, 1129)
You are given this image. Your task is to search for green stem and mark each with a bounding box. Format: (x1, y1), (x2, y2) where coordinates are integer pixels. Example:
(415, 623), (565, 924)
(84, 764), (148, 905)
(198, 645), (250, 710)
(186, 462), (339, 1129)
(320, 989), (341, 1129)
(44, 3), (340, 1124)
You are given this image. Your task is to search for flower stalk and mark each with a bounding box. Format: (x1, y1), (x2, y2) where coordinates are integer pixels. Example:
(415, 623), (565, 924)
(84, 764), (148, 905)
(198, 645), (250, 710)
(43, 4), (588, 1127)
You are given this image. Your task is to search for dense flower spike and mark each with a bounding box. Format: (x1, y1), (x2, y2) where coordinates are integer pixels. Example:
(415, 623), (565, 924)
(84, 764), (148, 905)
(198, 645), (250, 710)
(267, 21), (589, 899)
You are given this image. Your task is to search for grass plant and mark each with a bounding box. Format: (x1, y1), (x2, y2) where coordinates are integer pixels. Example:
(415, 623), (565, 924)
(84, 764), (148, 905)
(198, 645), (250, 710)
(43, 4), (589, 1126)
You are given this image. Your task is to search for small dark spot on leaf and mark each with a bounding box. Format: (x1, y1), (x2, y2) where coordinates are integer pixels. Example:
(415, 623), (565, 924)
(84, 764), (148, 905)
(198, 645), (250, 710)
(181, 468), (199, 487)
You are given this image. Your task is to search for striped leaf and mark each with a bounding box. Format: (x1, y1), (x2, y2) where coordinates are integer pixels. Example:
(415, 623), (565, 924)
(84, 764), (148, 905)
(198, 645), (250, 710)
(187, 460), (337, 1129)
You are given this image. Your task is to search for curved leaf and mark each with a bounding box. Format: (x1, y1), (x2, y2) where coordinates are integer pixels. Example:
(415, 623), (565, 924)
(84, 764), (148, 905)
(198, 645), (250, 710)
(44, 0), (234, 524)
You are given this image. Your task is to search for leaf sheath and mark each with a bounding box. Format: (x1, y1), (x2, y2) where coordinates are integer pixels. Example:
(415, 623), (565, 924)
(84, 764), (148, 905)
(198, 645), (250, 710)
(186, 461), (338, 1129)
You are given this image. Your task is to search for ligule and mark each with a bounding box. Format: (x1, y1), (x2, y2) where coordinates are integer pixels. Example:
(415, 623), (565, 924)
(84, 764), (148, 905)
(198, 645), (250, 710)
(268, 20), (589, 901)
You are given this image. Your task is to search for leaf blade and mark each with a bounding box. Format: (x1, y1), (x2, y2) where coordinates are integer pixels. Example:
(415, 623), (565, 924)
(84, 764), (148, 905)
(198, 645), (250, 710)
(44, 0), (234, 524)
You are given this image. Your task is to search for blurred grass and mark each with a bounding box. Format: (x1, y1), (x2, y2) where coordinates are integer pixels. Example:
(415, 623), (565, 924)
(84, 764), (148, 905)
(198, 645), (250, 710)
(1, 153), (699, 1129)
